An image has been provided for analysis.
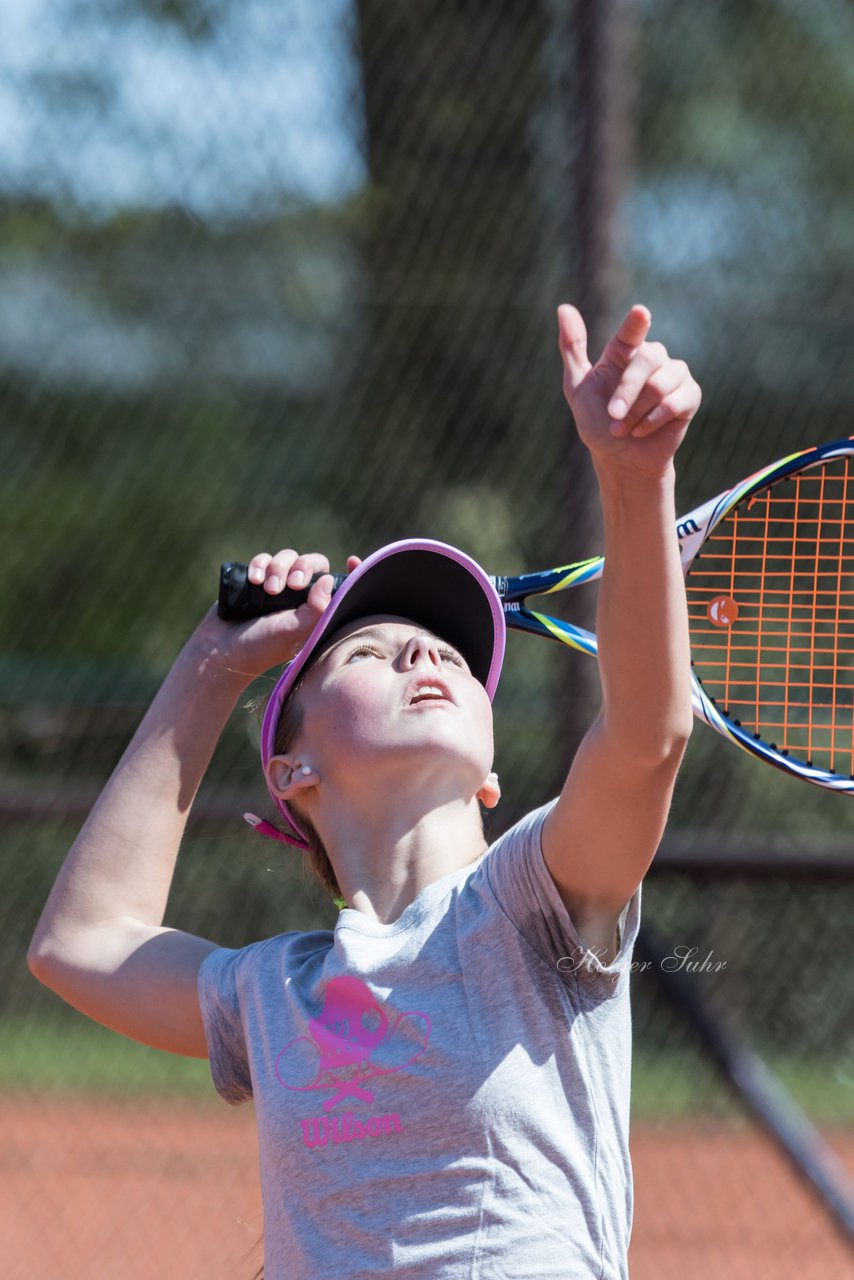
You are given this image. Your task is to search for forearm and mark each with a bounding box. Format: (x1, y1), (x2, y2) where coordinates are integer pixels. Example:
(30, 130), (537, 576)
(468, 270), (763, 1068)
(594, 460), (693, 759)
(29, 638), (248, 958)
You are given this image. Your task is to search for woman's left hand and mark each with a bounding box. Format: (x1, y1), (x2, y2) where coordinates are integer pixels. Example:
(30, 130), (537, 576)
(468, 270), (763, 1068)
(557, 303), (701, 479)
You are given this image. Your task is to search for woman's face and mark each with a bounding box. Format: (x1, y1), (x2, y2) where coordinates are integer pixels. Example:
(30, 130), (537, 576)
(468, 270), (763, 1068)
(287, 614), (495, 792)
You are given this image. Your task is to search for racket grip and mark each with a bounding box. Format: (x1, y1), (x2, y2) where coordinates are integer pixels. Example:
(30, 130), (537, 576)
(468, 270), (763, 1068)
(218, 563), (346, 621)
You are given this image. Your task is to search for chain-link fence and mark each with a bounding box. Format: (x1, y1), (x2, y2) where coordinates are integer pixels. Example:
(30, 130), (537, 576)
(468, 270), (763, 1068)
(3, 1), (853, 1277)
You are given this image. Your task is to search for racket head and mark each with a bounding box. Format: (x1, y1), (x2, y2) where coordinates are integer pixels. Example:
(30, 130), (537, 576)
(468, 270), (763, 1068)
(496, 435), (854, 793)
(684, 437), (854, 791)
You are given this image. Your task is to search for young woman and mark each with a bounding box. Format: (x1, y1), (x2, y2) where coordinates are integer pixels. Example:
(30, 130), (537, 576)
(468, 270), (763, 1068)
(29, 303), (700, 1279)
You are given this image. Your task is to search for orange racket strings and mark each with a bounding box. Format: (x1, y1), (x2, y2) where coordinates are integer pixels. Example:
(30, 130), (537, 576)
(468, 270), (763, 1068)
(687, 458), (854, 773)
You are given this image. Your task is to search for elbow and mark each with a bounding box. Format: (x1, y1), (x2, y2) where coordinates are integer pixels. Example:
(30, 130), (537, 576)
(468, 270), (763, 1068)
(27, 928), (67, 990)
(603, 710), (693, 772)
(657, 718), (693, 770)
(654, 692), (695, 765)
(27, 939), (82, 1008)
(671, 715), (694, 755)
(27, 934), (56, 987)
(625, 723), (693, 776)
(27, 945), (50, 988)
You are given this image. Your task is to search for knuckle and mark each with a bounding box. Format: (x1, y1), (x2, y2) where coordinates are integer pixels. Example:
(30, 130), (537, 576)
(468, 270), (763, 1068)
(270, 549), (297, 569)
(638, 341), (664, 364)
(628, 352), (655, 378)
(658, 393), (681, 416)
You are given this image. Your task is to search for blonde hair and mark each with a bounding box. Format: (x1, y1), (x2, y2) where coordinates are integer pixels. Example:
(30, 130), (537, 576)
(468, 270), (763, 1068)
(248, 665), (344, 907)
(272, 681), (344, 904)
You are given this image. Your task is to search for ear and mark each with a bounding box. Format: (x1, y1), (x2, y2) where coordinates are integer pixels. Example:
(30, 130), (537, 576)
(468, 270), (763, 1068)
(265, 755), (320, 801)
(477, 771), (501, 810)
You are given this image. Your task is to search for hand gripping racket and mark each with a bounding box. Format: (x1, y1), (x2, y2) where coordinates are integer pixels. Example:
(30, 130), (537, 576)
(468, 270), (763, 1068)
(219, 436), (854, 793)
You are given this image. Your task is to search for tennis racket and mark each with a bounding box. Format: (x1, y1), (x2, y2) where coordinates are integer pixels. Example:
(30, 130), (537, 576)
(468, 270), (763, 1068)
(219, 435), (854, 793)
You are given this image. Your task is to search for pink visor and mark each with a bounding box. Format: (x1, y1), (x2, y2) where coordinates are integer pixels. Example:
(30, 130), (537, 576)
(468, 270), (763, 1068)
(246, 538), (506, 850)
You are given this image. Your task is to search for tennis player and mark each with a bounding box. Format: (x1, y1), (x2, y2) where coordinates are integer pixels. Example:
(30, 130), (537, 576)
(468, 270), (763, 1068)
(29, 303), (700, 1280)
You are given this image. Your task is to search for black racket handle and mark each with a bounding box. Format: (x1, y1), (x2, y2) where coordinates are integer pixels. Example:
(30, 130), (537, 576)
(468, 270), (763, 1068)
(218, 563), (346, 622)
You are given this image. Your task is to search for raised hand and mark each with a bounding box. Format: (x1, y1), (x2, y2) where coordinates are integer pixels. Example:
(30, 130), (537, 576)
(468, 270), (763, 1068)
(193, 549), (362, 686)
(557, 303), (701, 478)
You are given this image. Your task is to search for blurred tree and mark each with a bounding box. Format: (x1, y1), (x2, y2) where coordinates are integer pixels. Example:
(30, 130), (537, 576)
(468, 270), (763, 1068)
(348, 0), (605, 787)
(348, 2), (564, 546)
(628, 0), (854, 505)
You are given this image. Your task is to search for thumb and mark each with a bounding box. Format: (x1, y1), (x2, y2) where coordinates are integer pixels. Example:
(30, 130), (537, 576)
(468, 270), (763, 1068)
(557, 304), (592, 393)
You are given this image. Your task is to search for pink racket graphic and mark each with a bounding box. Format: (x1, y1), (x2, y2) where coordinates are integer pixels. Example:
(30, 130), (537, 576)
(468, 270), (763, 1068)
(275, 976), (431, 1112)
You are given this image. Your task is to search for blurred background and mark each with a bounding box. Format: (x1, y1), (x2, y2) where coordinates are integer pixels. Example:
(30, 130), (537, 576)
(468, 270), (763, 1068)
(3, 1), (853, 1277)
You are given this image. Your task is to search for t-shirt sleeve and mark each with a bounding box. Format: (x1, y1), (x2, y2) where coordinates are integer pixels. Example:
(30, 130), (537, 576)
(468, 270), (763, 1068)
(197, 946), (254, 1105)
(484, 798), (642, 1003)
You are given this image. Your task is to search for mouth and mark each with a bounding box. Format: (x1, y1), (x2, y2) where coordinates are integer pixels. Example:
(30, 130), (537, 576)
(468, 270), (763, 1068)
(405, 676), (456, 707)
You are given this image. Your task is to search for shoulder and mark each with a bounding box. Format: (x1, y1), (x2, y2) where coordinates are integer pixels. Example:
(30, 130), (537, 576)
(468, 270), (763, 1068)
(484, 799), (558, 860)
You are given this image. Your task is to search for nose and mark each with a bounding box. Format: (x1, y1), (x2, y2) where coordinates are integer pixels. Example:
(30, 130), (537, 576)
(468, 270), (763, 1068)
(401, 632), (442, 670)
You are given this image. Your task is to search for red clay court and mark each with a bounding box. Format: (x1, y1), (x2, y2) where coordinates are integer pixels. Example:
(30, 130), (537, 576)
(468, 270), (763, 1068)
(5, 1096), (853, 1279)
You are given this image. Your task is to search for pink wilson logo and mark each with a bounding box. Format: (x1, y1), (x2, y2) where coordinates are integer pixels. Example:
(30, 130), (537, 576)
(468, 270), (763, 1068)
(275, 976), (431, 1150)
(299, 1109), (404, 1149)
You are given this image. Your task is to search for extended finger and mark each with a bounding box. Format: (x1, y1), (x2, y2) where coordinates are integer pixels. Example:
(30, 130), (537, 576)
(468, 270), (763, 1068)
(626, 378), (701, 438)
(598, 305), (652, 375)
(557, 305), (592, 393)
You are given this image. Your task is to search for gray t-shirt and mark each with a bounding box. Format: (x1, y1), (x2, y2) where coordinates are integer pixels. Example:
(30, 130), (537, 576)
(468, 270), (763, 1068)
(198, 800), (642, 1280)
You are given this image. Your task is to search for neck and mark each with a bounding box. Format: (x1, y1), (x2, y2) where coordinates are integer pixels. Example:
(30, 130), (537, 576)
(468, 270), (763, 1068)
(316, 790), (488, 925)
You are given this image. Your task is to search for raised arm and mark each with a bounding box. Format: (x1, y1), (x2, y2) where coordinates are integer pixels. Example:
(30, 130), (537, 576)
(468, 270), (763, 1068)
(27, 550), (344, 1057)
(541, 305), (701, 962)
